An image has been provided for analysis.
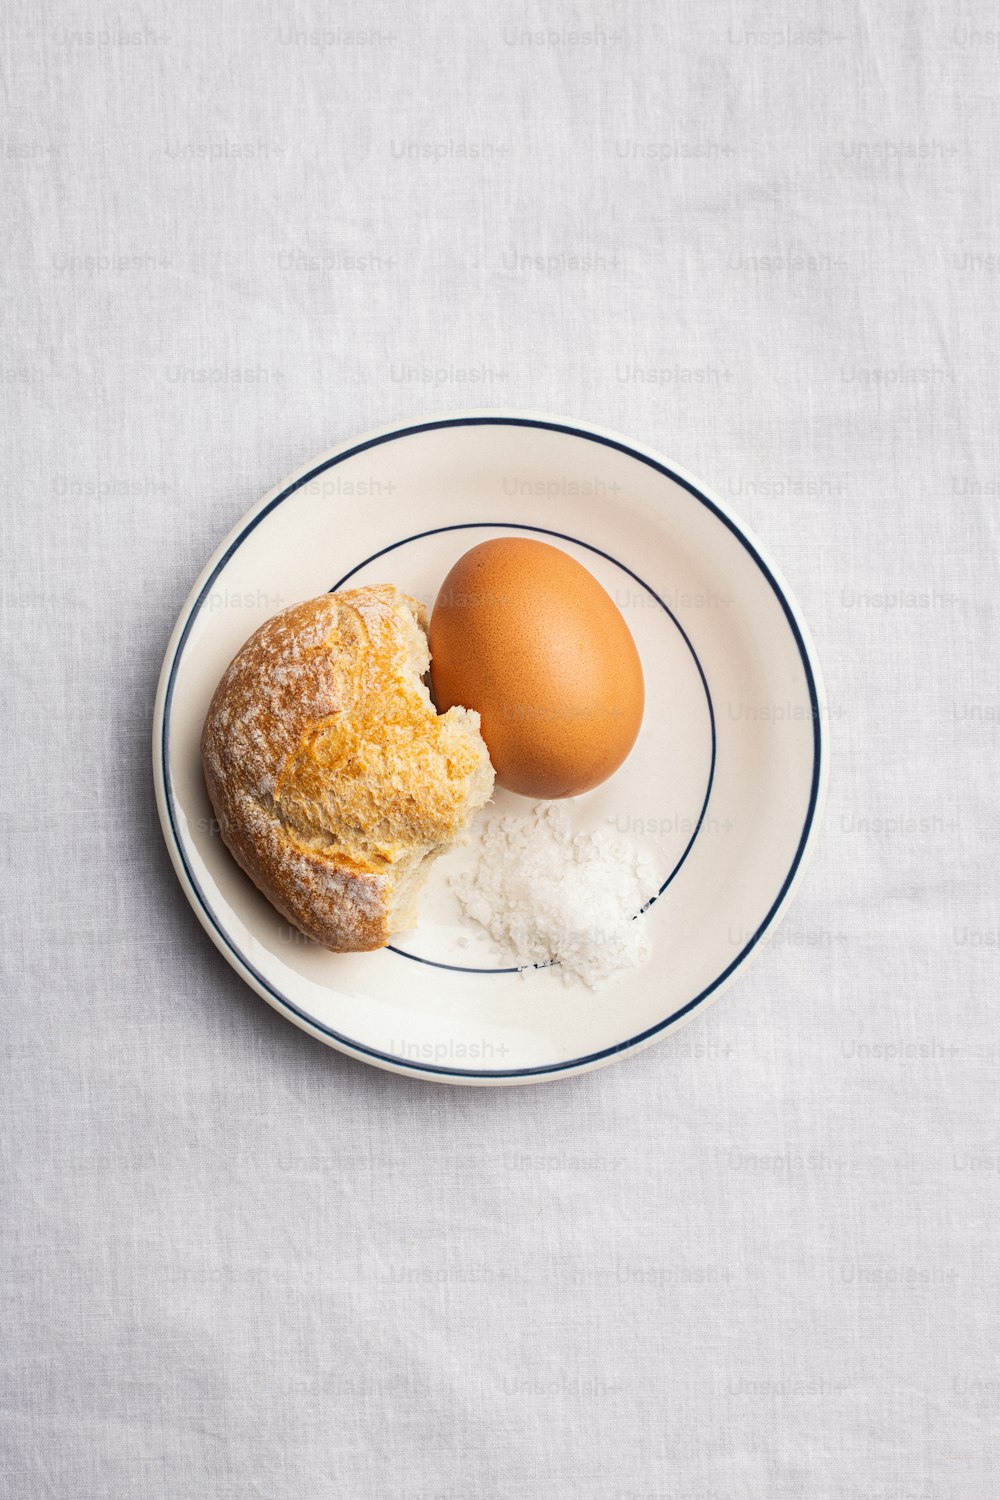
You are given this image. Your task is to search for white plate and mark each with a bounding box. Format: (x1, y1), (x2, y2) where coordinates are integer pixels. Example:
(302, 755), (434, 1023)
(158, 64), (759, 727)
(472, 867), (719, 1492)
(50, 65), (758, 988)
(153, 411), (827, 1085)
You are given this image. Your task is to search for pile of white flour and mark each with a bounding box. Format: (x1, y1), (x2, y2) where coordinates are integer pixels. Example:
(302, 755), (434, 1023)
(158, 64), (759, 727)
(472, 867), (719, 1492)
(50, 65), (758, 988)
(452, 803), (658, 988)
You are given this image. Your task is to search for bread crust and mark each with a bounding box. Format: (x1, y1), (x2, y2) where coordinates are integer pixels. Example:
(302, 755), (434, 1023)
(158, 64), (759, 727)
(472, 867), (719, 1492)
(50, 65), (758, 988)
(201, 586), (493, 952)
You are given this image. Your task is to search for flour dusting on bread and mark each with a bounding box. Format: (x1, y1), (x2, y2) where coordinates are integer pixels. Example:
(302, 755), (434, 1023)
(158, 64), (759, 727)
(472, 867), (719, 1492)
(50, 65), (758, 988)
(201, 586), (494, 952)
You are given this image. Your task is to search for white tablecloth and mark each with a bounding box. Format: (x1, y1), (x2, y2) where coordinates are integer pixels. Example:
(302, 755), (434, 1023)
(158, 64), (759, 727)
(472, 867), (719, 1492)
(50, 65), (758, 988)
(4, 2), (998, 1495)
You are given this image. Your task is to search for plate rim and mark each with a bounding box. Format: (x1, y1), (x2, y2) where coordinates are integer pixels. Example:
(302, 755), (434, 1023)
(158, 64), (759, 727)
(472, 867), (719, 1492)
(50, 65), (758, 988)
(152, 408), (829, 1086)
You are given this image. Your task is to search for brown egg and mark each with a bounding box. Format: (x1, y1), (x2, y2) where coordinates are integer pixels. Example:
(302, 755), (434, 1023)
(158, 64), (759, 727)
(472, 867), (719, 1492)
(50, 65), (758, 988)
(428, 536), (644, 798)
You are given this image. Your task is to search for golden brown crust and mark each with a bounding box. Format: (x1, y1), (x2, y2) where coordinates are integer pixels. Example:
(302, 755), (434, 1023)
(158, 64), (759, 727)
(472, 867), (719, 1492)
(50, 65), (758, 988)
(201, 586), (493, 952)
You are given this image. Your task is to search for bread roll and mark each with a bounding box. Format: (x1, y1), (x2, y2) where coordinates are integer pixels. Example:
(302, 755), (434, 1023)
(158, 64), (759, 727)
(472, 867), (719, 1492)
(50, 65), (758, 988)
(201, 586), (494, 952)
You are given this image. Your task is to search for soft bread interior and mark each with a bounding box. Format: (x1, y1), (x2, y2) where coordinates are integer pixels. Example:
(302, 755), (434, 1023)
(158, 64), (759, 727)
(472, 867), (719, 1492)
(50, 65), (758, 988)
(384, 599), (494, 930)
(385, 704), (495, 932)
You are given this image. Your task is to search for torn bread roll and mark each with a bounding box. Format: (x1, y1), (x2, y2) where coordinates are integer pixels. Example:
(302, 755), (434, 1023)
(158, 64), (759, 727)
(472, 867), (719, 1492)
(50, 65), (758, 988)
(201, 586), (495, 952)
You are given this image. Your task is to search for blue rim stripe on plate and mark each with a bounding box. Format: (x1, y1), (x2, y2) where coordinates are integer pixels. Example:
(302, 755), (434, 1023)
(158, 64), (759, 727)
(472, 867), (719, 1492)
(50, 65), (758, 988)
(330, 520), (717, 974)
(161, 416), (823, 1080)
